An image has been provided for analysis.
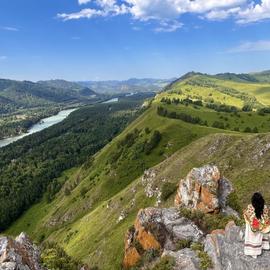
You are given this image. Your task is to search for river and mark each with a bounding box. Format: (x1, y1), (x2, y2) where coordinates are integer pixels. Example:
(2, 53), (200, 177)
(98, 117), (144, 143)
(0, 108), (76, 148)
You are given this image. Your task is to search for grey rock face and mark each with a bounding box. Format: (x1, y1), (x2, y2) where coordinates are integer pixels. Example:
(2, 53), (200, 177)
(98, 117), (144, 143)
(0, 233), (46, 270)
(136, 207), (204, 250)
(204, 222), (270, 270)
(162, 248), (201, 270)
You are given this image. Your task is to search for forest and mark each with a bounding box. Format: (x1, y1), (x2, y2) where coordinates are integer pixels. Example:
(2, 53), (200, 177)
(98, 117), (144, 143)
(0, 100), (142, 230)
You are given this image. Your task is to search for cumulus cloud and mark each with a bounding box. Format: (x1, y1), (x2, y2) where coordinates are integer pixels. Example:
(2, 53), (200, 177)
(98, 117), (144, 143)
(58, 0), (270, 31)
(237, 0), (270, 23)
(228, 40), (270, 52)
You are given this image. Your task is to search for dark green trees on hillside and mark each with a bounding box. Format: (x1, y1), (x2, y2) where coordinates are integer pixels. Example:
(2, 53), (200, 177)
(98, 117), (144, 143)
(0, 102), (141, 231)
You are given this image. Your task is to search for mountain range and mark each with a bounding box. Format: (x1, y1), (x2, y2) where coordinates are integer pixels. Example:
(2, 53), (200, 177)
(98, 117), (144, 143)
(77, 78), (174, 94)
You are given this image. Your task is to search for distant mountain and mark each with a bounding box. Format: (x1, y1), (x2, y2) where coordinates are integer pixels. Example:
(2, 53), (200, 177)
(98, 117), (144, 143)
(0, 78), (98, 113)
(38, 79), (97, 97)
(77, 78), (174, 94)
(249, 70), (270, 83)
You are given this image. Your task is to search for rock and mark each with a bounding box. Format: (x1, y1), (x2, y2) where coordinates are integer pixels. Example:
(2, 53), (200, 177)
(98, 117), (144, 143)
(0, 233), (46, 270)
(204, 221), (270, 270)
(175, 165), (220, 213)
(123, 207), (203, 268)
(162, 248), (201, 270)
(175, 165), (237, 216)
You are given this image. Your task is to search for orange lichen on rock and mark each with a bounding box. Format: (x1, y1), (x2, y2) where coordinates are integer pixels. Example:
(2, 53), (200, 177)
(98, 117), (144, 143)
(134, 214), (161, 251)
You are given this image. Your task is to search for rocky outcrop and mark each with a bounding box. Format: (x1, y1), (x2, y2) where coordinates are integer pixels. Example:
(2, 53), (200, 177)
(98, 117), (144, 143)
(0, 232), (46, 270)
(175, 165), (236, 215)
(162, 249), (201, 270)
(123, 207), (203, 268)
(204, 221), (270, 270)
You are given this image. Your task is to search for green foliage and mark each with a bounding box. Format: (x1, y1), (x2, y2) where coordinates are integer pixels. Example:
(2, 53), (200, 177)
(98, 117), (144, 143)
(191, 243), (213, 270)
(41, 242), (82, 270)
(150, 256), (176, 270)
(144, 130), (162, 155)
(227, 191), (241, 213)
(212, 121), (225, 129)
(161, 182), (177, 201)
(0, 102), (140, 230)
(242, 104), (253, 112)
(175, 239), (192, 250)
(157, 106), (204, 125)
(180, 208), (241, 233)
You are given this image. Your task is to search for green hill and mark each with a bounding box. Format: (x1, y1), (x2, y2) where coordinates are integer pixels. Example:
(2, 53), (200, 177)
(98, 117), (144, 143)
(0, 78), (99, 113)
(4, 72), (270, 269)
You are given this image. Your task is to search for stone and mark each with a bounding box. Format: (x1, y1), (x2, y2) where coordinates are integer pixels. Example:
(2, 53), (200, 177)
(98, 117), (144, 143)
(162, 248), (201, 270)
(175, 165), (220, 213)
(175, 165), (238, 216)
(0, 233), (46, 270)
(204, 221), (270, 270)
(123, 207), (203, 268)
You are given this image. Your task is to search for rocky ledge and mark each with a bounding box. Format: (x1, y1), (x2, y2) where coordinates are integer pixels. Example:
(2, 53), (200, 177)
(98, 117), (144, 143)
(0, 232), (46, 270)
(123, 165), (270, 270)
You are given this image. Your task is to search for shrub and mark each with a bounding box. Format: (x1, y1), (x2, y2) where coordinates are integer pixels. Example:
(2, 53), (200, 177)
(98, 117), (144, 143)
(151, 256), (176, 270)
(41, 242), (82, 270)
(212, 121), (225, 129)
(244, 127), (251, 133)
(144, 130), (162, 155)
(80, 186), (88, 197)
(179, 208), (242, 233)
(175, 239), (192, 250)
(191, 243), (213, 270)
(161, 182), (177, 201)
(242, 104), (253, 112)
(227, 191), (241, 213)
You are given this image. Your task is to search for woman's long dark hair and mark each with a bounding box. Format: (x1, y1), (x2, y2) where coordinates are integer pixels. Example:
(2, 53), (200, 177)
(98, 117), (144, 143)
(252, 192), (265, 219)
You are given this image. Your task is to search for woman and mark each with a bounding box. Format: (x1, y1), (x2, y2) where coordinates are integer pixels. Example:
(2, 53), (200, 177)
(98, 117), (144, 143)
(243, 192), (270, 258)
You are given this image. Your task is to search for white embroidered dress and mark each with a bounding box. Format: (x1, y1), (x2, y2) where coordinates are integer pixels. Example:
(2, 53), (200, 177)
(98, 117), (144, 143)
(243, 204), (270, 256)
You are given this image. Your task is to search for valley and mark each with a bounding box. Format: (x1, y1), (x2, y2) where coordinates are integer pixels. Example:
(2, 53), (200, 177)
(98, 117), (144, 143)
(2, 71), (270, 269)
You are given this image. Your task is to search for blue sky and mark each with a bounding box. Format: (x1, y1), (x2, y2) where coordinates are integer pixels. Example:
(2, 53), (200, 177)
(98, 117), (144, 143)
(1, 0), (270, 81)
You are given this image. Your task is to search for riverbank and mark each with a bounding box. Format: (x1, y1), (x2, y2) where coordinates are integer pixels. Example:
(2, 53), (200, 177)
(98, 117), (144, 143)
(0, 108), (77, 148)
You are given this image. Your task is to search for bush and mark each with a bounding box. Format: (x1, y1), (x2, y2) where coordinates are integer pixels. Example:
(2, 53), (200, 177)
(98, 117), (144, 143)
(175, 239), (192, 250)
(244, 127), (252, 133)
(227, 191), (241, 213)
(180, 208), (242, 233)
(191, 243), (213, 270)
(41, 242), (82, 270)
(144, 130), (162, 155)
(161, 182), (177, 201)
(212, 121), (225, 129)
(151, 256), (176, 270)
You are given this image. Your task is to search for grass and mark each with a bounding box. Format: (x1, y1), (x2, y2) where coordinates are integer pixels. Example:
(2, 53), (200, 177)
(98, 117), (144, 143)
(5, 73), (270, 269)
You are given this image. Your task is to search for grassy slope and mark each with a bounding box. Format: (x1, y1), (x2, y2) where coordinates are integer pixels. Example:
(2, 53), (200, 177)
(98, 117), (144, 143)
(6, 74), (270, 269)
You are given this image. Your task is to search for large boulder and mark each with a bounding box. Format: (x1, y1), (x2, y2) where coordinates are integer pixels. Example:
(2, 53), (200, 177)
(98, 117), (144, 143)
(123, 207), (203, 268)
(175, 165), (236, 215)
(0, 233), (46, 270)
(204, 221), (270, 270)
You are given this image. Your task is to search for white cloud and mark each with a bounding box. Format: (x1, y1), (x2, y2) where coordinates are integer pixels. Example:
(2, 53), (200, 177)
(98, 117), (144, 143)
(154, 20), (183, 32)
(237, 0), (270, 23)
(1, 26), (19, 31)
(0, 56), (7, 60)
(205, 7), (241, 20)
(228, 40), (270, 52)
(57, 8), (106, 20)
(78, 0), (92, 4)
(58, 0), (270, 31)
